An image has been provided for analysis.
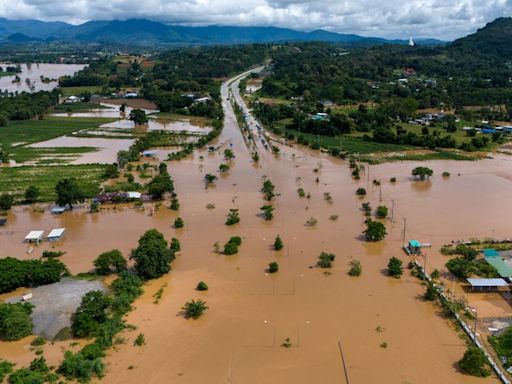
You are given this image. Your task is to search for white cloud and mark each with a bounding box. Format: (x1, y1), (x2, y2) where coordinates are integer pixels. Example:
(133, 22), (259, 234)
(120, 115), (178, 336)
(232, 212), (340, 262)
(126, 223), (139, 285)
(0, 0), (510, 39)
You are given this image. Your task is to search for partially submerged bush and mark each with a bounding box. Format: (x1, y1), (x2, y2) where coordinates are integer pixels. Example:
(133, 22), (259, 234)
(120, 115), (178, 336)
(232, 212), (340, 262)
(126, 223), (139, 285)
(348, 260), (362, 276)
(317, 252), (336, 268)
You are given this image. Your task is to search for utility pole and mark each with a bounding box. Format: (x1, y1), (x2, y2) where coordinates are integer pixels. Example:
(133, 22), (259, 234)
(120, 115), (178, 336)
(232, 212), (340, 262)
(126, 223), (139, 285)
(367, 165), (370, 182)
(402, 218), (407, 243)
(423, 252), (427, 275)
(379, 185), (382, 202)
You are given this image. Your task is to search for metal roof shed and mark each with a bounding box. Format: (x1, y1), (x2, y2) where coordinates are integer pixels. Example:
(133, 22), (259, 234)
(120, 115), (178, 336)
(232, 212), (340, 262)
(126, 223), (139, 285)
(0, 218), (7, 226)
(25, 230), (44, 243)
(484, 257), (512, 278)
(467, 278), (508, 291)
(47, 228), (65, 241)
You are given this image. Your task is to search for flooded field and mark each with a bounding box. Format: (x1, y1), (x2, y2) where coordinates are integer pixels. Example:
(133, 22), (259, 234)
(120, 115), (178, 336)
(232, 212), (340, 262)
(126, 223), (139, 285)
(0, 71), (509, 383)
(28, 136), (133, 164)
(0, 63), (85, 93)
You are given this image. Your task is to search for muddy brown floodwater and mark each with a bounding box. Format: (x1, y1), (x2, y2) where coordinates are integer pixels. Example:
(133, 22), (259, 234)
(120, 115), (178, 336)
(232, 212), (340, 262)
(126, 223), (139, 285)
(0, 63), (86, 93)
(0, 70), (509, 383)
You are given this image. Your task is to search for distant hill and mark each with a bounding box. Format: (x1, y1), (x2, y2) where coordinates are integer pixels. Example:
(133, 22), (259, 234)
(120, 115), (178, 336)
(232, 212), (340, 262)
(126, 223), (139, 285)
(0, 18), (69, 40)
(450, 17), (512, 58)
(0, 18), (445, 46)
(4, 33), (41, 43)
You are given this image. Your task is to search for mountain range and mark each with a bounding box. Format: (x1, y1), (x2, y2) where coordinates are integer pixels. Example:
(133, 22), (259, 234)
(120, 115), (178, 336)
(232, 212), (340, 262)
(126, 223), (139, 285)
(0, 18), (444, 46)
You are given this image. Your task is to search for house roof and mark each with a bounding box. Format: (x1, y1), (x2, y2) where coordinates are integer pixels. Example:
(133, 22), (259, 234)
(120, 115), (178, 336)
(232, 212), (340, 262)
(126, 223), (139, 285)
(25, 230), (44, 241)
(409, 240), (422, 247)
(483, 249), (499, 257)
(51, 207), (66, 214)
(48, 228), (65, 238)
(467, 278), (508, 287)
(0, 218), (6, 226)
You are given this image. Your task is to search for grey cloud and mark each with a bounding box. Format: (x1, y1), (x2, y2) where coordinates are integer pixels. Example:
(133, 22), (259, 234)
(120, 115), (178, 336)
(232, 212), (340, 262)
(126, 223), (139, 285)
(0, 0), (511, 39)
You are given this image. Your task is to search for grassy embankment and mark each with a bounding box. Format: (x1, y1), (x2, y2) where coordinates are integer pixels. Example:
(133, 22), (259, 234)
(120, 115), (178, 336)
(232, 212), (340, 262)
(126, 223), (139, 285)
(53, 102), (111, 112)
(59, 86), (103, 97)
(0, 164), (107, 202)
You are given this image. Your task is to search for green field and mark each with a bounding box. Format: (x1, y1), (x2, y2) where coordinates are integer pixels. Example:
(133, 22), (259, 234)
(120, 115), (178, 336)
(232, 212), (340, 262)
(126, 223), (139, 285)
(53, 102), (111, 112)
(0, 164), (107, 202)
(59, 86), (103, 97)
(11, 146), (98, 164)
(1, 117), (115, 148)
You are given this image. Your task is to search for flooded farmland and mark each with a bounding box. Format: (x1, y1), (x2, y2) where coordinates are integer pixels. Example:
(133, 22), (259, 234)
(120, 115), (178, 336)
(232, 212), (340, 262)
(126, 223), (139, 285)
(0, 63), (85, 93)
(0, 72), (509, 383)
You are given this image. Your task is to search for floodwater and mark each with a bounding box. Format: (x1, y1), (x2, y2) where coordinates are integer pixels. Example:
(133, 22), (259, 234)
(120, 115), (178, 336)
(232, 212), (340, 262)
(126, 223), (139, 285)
(0, 69), (509, 383)
(51, 102), (157, 119)
(0, 63), (85, 93)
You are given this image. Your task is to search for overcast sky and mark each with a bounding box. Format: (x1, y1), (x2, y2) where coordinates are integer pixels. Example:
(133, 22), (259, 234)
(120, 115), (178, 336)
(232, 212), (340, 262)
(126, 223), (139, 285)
(0, 0), (510, 40)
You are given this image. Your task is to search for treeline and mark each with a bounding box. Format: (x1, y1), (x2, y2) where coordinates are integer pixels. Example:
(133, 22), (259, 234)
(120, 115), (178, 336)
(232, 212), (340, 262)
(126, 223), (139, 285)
(58, 57), (143, 89)
(0, 89), (59, 125)
(259, 41), (512, 110)
(0, 257), (69, 293)
(141, 45), (269, 117)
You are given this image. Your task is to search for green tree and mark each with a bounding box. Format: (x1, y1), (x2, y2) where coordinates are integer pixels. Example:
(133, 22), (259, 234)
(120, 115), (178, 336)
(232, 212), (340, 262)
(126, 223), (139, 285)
(170, 198), (180, 210)
(174, 217), (184, 228)
(170, 237), (181, 252)
(24, 186), (40, 203)
(260, 205), (275, 221)
(387, 257), (403, 278)
(348, 260), (362, 276)
(261, 180), (276, 201)
(196, 281), (208, 291)
(0, 303), (33, 341)
(268, 262), (279, 273)
(223, 149), (234, 160)
(412, 166), (433, 180)
(182, 299), (208, 319)
(204, 173), (217, 185)
(274, 235), (284, 251)
(458, 346), (490, 377)
(71, 291), (110, 338)
(148, 173), (174, 200)
(317, 252), (336, 268)
(0, 194), (14, 211)
(55, 178), (84, 210)
(364, 219), (387, 241)
(130, 229), (175, 280)
(225, 209), (240, 225)
(93, 250), (127, 275)
(424, 282), (437, 301)
(376, 205), (388, 219)
(219, 163), (230, 173)
(129, 109), (148, 125)
(355, 188), (367, 197)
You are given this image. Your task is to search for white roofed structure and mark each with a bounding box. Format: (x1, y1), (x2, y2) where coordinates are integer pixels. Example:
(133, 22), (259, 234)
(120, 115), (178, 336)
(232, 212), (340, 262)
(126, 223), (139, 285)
(47, 228), (65, 241)
(467, 278), (508, 291)
(25, 230), (44, 243)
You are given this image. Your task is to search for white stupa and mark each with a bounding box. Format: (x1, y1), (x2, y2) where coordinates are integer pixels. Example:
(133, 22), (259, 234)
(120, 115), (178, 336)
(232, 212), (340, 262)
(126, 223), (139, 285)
(408, 36), (415, 47)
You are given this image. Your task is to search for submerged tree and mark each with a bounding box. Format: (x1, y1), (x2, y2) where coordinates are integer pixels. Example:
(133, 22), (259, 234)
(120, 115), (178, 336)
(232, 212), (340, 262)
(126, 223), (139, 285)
(130, 229), (175, 280)
(261, 179), (276, 201)
(55, 178), (84, 210)
(129, 109), (148, 125)
(387, 257), (403, 278)
(260, 205), (275, 221)
(182, 299), (209, 319)
(225, 209), (240, 225)
(458, 346), (491, 377)
(364, 219), (387, 241)
(412, 166), (433, 180)
(274, 235), (284, 251)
